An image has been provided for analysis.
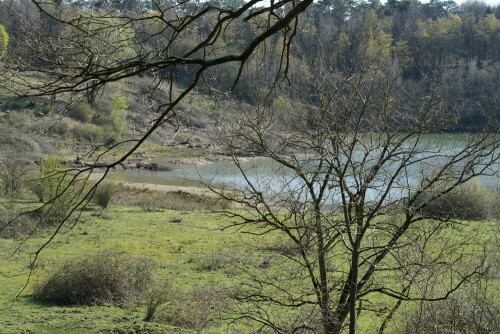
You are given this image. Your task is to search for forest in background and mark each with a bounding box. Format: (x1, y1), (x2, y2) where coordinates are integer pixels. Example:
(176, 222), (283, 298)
(0, 0), (499, 131)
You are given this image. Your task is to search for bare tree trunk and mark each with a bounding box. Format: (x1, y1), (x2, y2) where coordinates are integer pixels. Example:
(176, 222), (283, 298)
(349, 249), (359, 334)
(315, 207), (333, 334)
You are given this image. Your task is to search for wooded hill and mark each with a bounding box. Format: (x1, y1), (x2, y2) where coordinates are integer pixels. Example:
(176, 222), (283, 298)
(0, 0), (499, 131)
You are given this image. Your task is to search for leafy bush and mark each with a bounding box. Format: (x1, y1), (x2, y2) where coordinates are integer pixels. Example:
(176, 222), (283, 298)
(0, 23), (8, 56)
(26, 156), (78, 225)
(33, 250), (155, 305)
(48, 121), (69, 136)
(28, 155), (62, 202)
(67, 102), (94, 122)
(93, 181), (119, 210)
(92, 95), (128, 140)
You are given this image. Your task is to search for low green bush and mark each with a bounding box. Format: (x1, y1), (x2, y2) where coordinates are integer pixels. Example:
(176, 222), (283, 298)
(72, 124), (110, 143)
(0, 23), (9, 56)
(144, 283), (172, 321)
(33, 250), (155, 305)
(26, 156), (76, 225)
(93, 181), (119, 210)
(67, 102), (94, 123)
(48, 122), (69, 136)
(92, 95), (128, 140)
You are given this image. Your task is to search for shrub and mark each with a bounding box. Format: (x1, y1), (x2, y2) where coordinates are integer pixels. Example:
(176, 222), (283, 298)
(48, 121), (69, 136)
(28, 156), (62, 202)
(92, 95), (128, 140)
(0, 24), (8, 56)
(144, 283), (172, 321)
(0, 156), (30, 198)
(417, 180), (489, 220)
(159, 286), (227, 330)
(72, 124), (110, 143)
(26, 156), (76, 225)
(0, 208), (37, 238)
(93, 181), (119, 210)
(67, 102), (94, 122)
(398, 288), (499, 334)
(33, 250), (155, 305)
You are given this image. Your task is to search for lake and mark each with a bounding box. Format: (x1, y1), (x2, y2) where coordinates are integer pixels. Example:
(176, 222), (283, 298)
(104, 134), (500, 203)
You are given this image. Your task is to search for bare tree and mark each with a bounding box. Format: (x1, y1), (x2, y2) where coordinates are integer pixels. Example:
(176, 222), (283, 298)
(209, 49), (500, 333)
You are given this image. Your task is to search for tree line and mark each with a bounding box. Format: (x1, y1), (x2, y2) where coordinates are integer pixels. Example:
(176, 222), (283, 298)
(1, 0), (498, 131)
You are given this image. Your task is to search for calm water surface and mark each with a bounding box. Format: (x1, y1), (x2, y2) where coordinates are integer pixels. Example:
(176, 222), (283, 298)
(107, 135), (500, 202)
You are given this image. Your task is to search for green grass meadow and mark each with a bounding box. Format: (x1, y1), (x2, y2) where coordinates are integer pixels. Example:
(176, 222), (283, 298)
(0, 205), (264, 334)
(0, 200), (498, 334)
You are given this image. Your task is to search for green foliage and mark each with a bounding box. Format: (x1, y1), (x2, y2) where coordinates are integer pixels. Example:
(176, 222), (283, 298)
(143, 283), (171, 321)
(33, 250), (155, 305)
(27, 155), (62, 203)
(93, 181), (119, 210)
(92, 95), (128, 142)
(271, 95), (289, 111)
(360, 10), (393, 62)
(27, 156), (77, 225)
(72, 124), (110, 143)
(67, 102), (94, 123)
(48, 121), (69, 136)
(1, 0), (499, 132)
(0, 24), (8, 56)
(109, 95), (128, 137)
